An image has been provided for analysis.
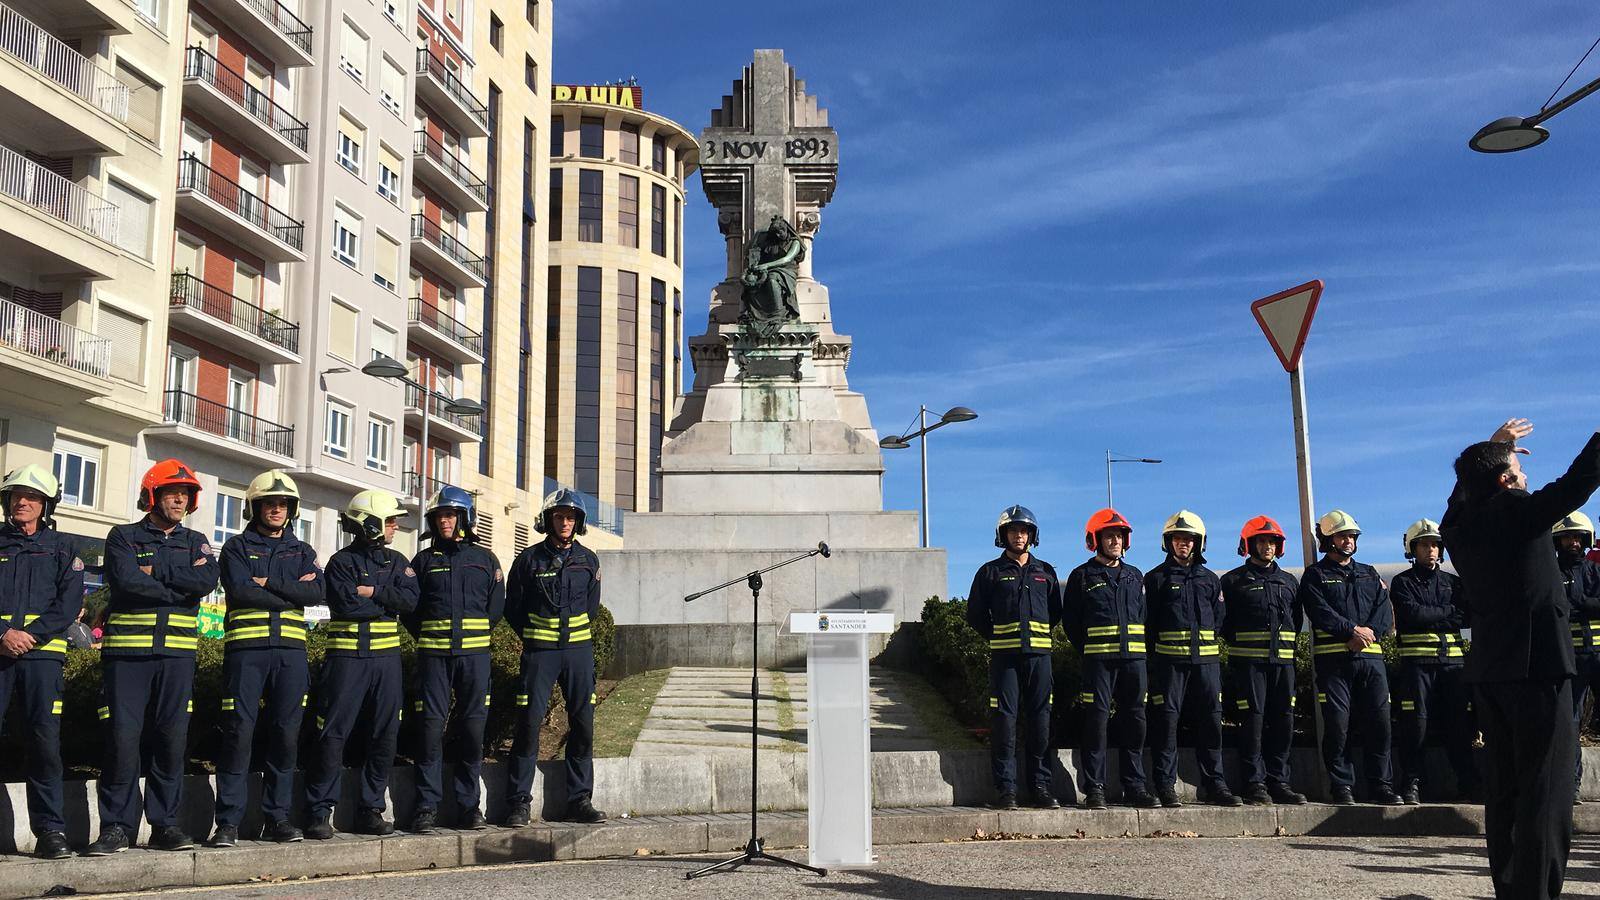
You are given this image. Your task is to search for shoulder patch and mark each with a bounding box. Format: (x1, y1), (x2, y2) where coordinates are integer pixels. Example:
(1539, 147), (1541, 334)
(494, 568), (503, 582)
(404, 566), (416, 578)
(199, 543), (213, 557)
(71, 557), (84, 571)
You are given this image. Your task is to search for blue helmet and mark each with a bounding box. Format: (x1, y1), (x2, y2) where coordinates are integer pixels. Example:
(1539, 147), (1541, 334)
(995, 505), (1040, 548)
(425, 485), (476, 542)
(535, 487), (588, 536)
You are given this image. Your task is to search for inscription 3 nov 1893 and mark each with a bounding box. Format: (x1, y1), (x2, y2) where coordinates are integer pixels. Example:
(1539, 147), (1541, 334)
(702, 137), (835, 162)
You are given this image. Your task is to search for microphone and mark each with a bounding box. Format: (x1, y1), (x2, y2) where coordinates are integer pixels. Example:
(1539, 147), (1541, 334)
(818, 541), (831, 558)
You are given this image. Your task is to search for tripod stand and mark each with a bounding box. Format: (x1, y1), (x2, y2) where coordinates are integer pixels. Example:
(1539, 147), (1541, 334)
(683, 542), (831, 880)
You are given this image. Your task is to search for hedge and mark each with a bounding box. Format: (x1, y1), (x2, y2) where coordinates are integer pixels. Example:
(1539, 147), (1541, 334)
(1, 605), (613, 780)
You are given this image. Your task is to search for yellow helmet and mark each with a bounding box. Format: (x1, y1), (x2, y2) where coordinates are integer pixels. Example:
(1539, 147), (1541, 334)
(1161, 509), (1206, 553)
(1402, 518), (1443, 560)
(1316, 509), (1362, 552)
(1, 463), (61, 527)
(244, 470), (300, 521)
(341, 489), (406, 543)
(1553, 511), (1595, 549)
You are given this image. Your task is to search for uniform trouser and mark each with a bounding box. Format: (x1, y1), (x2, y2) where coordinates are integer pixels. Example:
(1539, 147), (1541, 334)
(1571, 653), (1600, 788)
(1231, 661), (1296, 788)
(1148, 659), (1224, 792)
(414, 653), (491, 812)
(987, 653), (1053, 795)
(1077, 657), (1147, 794)
(97, 655), (194, 831)
(0, 658), (65, 834)
(1477, 678), (1575, 900)
(1395, 661), (1478, 796)
(507, 645), (596, 805)
(214, 647), (308, 828)
(1315, 654), (1393, 792)
(305, 655), (403, 816)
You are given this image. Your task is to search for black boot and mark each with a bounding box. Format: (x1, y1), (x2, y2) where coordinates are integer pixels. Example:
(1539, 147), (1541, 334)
(502, 801), (532, 828)
(1081, 789), (1108, 810)
(265, 819), (303, 843)
(1207, 786), (1244, 808)
(1267, 783), (1307, 805)
(1156, 786), (1183, 808)
(406, 808), (438, 834)
(207, 825), (238, 848)
(151, 825), (195, 851)
(989, 792), (1019, 810)
(562, 798), (607, 824)
(34, 831), (71, 860)
(83, 825), (130, 856)
(1124, 788), (1160, 809)
(459, 808), (489, 830)
(305, 813), (334, 841)
(354, 808), (394, 836)
(1329, 786), (1355, 806)
(1242, 783), (1273, 806)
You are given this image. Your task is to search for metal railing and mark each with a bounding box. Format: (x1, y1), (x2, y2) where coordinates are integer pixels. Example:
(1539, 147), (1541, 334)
(0, 3), (128, 121)
(177, 155), (304, 251)
(405, 382), (482, 436)
(413, 130), (488, 205)
(164, 389), (294, 456)
(0, 145), (120, 244)
(408, 296), (482, 355)
(0, 296), (109, 378)
(415, 48), (487, 131)
(401, 469), (424, 500)
(230, 0), (312, 54)
(169, 272), (299, 354)
(183, 47), (308, 152)
(409, 214), (486, 280)
(543, 476), (624, 537)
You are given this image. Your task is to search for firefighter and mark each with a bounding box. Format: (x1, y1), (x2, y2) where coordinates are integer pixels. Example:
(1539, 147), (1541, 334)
(1391, 518), (1477, 804)
(405, 486), (504, 834)
(1145, 510), (1238, 807)
(208, 471), (322, 847)
(503, 489), (607, 826)
(1220, 516), (1307, 805)
(1555, 512), (1600, 801)
(304, 490), (419, 840)
(0, 465), (83, 859)
(1064, 508), (1155, 809)
(965, 505), (1061, 809)
(1298, 509), (1402, 805)
(85, 459), (219, 855)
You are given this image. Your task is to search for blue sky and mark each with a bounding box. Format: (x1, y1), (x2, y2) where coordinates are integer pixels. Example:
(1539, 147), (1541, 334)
(556, 2), (1600, 594)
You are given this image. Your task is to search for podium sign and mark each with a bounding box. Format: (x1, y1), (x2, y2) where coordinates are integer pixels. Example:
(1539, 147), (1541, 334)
(789, 611), (894, 869)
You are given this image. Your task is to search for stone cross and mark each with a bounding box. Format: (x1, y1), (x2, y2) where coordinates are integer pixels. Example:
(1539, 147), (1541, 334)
(700, 50), (838, 264)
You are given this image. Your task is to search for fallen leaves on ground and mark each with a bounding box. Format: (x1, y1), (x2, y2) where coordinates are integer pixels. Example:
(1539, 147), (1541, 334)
(1145, 830), (1200, 838)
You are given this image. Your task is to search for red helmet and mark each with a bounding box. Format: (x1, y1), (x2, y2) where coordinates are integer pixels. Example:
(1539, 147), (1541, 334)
(1084, 508), (1132, 551)
(138, 458), (202, 513)
(1238, 515), (1287, 557)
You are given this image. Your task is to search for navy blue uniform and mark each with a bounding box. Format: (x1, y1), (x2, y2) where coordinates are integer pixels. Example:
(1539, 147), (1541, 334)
(306, 542), (418, 818)
(1064, 557), (1148, 796)
(405, 539), (504, 815)
(1299, 556), (1395, 794)
(505, 539), (600, 806)
(215, 528), (321, 830)
(966, 552), (1060, 797)
(98, 518), (219, 833)
(1562, 553), (1600, 789)
(1144, 557), (1225, 795)
(0, 524), (82, 836)
(1391, 563), (1477, 797)
(1220, 560), (1301, 791)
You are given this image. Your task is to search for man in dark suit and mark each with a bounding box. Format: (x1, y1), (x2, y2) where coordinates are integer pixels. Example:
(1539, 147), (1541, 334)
(1441, 418), (1600, 900)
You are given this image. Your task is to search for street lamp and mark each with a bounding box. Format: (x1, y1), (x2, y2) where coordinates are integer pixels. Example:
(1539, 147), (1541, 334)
(1470, 41), (1600, 152)
(878, 405), (978, 548)
(1104, 451), (1161, 508)
(361, 354), (484, 502)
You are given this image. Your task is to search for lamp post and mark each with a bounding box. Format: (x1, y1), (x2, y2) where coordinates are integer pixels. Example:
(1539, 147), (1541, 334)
(878, 405), (978, 548)
(1469, 48), (1600, 152)
(361, 353), (484, 503)
(1104, 451), (1161, 508)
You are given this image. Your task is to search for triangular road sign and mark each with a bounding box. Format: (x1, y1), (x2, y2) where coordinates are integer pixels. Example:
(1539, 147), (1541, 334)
(1251, 280), (1322, 373)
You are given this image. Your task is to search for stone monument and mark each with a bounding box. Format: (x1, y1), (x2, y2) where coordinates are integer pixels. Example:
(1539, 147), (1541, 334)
(599, 50), (945, 672)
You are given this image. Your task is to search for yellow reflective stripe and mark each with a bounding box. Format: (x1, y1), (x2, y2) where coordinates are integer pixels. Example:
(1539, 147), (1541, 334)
(1314, 644), (1347, 655)
(1148, 693), (1164, 705)
(224, 627), (271, 642)
(1127, 642), (1146, 652)
(992, 622), (1021, 634)
(32, 638), (67, 654)
(103, 635), (154, 648)
(1230, 647), (1269, 658)
(97, 706), (110, 720)
(990, 639), (1022, 650)
(527, 614), (560, 628)
(50, 699), (62, 715)
(568, 630), (591, 642)
(166, 636), (199, 649)
(327, 639), (360, 648)
(108, 613), (158, 625)
(989, 697), (999, 708)
(221, 698), (236, 711)
(301, 694), (308, 707)
(1236, 699), (1251, 710)
(1233, 631), (1269, 641)
(1083, 643), (1120, 653)
(1317, 692), (1328, 702)
(167, 615), (198, 628)
(281, 629), (306, 641)
(462, 618), (490, 629)
(484, 695), (492, 707)
(186, 700), (193, 713)
(567, 613), (590, 627)
(1077, 692), (1095, 703)
(461, 635), (491, 648)
(1028, 622), (1051, 634)
(515, 693), (530, 706)
(417, 638), (454, 649)
(1127, 624), (1145, 634)
(1399, 700), (1416, 710)
(421, 620), (453, 631)
(524, 629), (559, 641)
(226, 610), (270, 621)
(1362, 645), (1383, 654)
(369, 636), (401, 650)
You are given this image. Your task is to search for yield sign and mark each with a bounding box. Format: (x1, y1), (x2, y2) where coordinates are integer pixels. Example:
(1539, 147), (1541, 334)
(1250, 279), (1323, 373)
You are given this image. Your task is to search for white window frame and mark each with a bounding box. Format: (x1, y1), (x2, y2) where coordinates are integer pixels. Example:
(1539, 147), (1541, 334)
(378, 151), (401, 204)
(366, 415), (393, 473)
(327, 298), (359, 363)
(336, 115), (363, 176)
(51, 438), (102, 509)
(379, 56), (405, 117)
(339, 18), (367, 84)
(373, 230), (399, 292)
(212, 490), (245, 546)
(333, 204), (361, 268)
(324, 397), (354, 460)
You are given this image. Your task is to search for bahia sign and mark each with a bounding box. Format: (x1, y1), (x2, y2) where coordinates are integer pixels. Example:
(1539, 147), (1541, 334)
(553, 84), (643, 109)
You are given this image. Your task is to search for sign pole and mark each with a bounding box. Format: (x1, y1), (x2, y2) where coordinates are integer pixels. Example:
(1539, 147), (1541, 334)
(1289, 362), (1316, 569)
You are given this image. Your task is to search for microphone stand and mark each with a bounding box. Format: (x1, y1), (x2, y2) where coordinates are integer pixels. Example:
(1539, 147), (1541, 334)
(683, 542), (831, 880)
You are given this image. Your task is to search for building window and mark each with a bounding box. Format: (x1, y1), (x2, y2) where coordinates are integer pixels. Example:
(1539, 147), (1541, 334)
(340, 19), (367, 84)
(550, 116), (563, 156)
(578, 169), (602, 242)
(548, 169), (562, 240)
(651, 184), (666, 256)
(337, 112), (364, 175)
(115, 59), (162, 145)
(651, 134), (665, 174)
(525, 56), (537, 92)
(378, 146), (402, 203)
(325, 399), (353, 459)
(580, 117), (604, 158)
(619, 123), (640, 165)
(543, 265), (561, 481)
(527, 0), (539, 28)
(617, 174), (638, 248)
(367, 416), (393, 472)
(489, 13), (503, 50)
(104, 178), (154, 259)
(328, 299), (358, 362)
(372, 320), (398, 362)
(380, 56), (405, 117)
(374, 231), (400, 291)
(97, 305), (146, 383)
(292, 513), (314, 545)
(51, 439), (100, 509)
(213, 492), (245, 546)
(382, 0), (400, 27)
(650, 279), (666, 510)
(334, 204), (361, 268)
(674, 195), (682, 265)
(445, 0), (460, 20)
(615, 271), (638, 511)
(575, 267), (601, 494)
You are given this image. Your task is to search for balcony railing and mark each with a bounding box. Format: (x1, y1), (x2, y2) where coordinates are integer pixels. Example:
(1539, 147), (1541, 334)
(415, 48), (488, 131)
(0, 145), (119, 244)
(184, 47), (308, 152)
(405, 382), (481, 436)
(232, 0), (312, 55)
(401, 469), (424, 499)
(408, 296), (482, 356)
(413, 131), (489, 206)
(543, 477), (624, 537)
(410, 214), (486, 280)
(164, 389), (294, 456)
(169, 272), (300, 355)
(177, 155), (304, 251)
(0, 296), (109, 378)
(0, 3), (128, 121)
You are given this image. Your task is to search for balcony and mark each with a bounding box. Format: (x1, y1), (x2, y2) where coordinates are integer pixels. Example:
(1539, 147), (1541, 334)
(0, 295), (111, 397)
(151, 389), (294, 463)
(401, 469), (424, 503)
(407, 296), (483, 364)
(412, 130), (487, 213)
(409, 214), (486, 289)
(6, 0), (141, 38)
(175, 155), (305, 263)
(414, 49), (488, 139)
(200, 0), (313, 69)
(182, 47), (309, 165)
(0, 2), (130, 155)
(404, 382), (481, 443)
(168, 272), (300, 365)
(0, 144), (121, 279)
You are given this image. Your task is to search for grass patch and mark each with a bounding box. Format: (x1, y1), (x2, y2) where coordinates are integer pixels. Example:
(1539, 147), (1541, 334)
(771, 669), (801, 751)
(591, 668), (671, 758)
(882, 667), (984, 750)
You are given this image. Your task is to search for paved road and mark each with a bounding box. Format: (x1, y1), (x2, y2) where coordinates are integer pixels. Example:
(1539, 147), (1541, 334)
(128, 835), (1600, 899)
